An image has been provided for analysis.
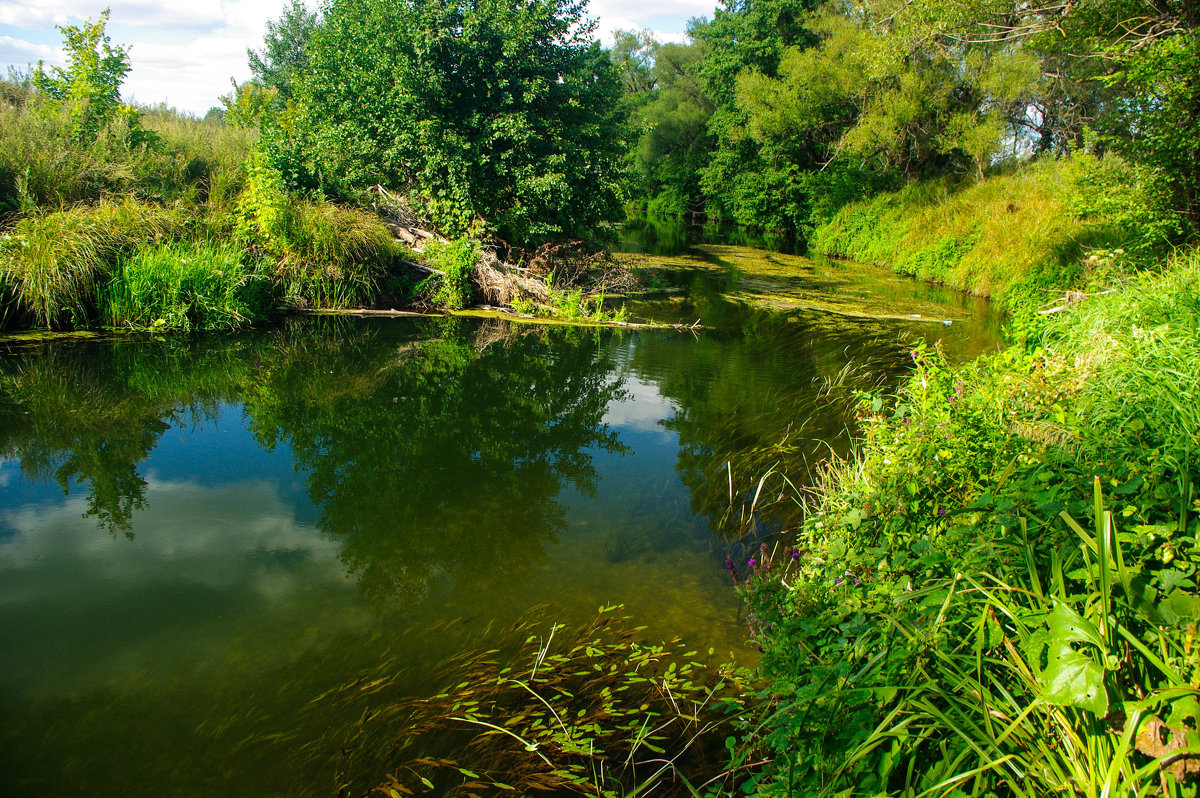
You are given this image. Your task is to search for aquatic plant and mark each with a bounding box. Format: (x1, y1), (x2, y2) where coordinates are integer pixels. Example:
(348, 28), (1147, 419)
(320, 606), (748, 797)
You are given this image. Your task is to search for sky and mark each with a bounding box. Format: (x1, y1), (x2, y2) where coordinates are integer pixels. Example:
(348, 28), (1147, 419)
(0, 0), (716, 117)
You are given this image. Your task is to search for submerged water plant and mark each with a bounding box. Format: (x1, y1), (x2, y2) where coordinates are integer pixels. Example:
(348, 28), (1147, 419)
(314, 606), (749, 797)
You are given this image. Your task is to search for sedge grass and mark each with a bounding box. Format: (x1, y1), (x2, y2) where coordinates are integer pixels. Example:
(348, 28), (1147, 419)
(0, 200), (191, 327)
(260, 200), (399, 308)
(101, 242), (267, 331)
(0, 85), (252, 215)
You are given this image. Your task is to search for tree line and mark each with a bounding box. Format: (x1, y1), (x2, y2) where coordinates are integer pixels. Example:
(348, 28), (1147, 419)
(613, 0), (1199, 241)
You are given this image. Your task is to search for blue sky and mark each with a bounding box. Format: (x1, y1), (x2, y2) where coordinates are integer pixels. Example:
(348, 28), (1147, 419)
(1, 0), (715, 116)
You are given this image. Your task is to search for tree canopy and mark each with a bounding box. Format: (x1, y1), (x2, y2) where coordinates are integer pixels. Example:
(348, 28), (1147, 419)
(610, 0), (1200, 239)
(298, 0), (626, 244)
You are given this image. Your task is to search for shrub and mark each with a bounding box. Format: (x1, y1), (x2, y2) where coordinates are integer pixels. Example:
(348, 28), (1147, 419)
(419, 237), (478, 310)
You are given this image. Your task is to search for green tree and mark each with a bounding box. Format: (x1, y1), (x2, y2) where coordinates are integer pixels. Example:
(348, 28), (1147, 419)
(247, 0), (319, 101)
(32, 8), (132, 142)
(611, 32), (715, 215)
(301, 0), (625, 245)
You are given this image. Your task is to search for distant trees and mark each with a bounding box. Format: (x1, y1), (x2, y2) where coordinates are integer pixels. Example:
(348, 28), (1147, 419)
(612, 0), (1200, 239)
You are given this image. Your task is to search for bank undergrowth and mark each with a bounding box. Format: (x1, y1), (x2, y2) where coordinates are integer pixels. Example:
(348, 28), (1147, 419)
(810, 154), (1182, 310)
(735, 250), (1200, 795)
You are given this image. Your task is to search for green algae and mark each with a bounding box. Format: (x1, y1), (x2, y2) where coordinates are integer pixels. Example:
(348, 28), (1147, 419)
(620, 244), (990, 324)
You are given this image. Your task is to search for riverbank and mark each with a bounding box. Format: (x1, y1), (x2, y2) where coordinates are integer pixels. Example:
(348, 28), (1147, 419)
(810, 154), (1182, 315)
(736, 235), (1200, 791)
(0, 84), (626, 334)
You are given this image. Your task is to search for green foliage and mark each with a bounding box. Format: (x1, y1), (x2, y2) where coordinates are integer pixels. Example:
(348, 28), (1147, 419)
(234, 155), (398, 308)
(0, 200), (191, 328)
(101, 243), (267, 330)
(246, 0), (318, 102)
(301, 0), (625, 244)
(615, 33), (714, 216)
(420, 237), (478, 310)
(32, 9), (133, 143)
(735, 251), (1200, 795)
(218, 80), (280, 129)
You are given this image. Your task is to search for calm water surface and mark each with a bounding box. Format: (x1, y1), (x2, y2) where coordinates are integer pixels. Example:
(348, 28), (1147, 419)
(0, 228), (1002, 796)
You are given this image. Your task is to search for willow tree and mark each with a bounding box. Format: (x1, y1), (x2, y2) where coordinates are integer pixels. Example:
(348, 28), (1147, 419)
(301, 0), (625, 245)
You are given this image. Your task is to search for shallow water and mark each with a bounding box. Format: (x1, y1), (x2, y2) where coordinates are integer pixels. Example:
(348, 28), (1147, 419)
(0, 230), (1002, 796)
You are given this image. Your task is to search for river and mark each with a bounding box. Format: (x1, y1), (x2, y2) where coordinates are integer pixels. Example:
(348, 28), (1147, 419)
(0, 223), (1002, 796)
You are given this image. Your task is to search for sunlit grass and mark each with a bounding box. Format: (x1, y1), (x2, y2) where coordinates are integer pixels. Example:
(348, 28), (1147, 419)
(101, 243), (267, 331)
(0, 200), (192, 327)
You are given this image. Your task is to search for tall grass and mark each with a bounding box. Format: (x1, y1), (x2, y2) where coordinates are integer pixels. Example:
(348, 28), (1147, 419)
(0, 82), (252, 217)
(1046, 251), (1200, 475)
(810, 155), (1177, 307)
(101, 243), (268, 331)
(0, 200), (191, 327)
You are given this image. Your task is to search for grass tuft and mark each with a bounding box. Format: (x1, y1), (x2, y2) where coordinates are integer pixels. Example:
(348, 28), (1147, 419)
(101, 243), (268, 331)
(0, 200), (191, 327)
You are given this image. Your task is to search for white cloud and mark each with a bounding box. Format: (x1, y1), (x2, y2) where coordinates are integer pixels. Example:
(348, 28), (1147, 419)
(1, 0), (716, 115)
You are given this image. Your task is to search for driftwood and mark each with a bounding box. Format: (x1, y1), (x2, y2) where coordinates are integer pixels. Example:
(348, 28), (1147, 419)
(369, 185), (590, 311)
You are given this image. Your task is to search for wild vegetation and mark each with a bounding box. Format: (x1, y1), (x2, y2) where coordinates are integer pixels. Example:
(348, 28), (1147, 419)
(2, 0), (1199, 793)
(613, 0), (1199, 255)
(0, 2), (631, 334)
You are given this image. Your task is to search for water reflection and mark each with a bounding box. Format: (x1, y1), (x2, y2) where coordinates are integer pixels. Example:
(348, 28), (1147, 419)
(246, 317), (627, 608)
(0, 262), (1003, 795)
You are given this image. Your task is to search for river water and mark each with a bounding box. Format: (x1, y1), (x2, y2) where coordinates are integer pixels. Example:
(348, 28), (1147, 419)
(0, 225), (1002, 796)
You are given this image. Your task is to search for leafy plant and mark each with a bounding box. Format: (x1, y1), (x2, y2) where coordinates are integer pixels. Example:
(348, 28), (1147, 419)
(421, 237), (478, 310)
(32, 9), (132, 143)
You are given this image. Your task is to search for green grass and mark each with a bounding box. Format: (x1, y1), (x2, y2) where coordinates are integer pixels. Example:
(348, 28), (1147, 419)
(263, 200), (400, 308)
(733, 248), (1200, 796)
(809, 155), (1180, 309)
(0, 200), (192, 327)
(0, 82), (252, 216)
(101, 243), (268, 331)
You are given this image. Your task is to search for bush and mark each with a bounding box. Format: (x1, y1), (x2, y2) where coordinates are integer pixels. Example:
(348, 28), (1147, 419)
(419, 237), (478, 310)
(101, 243), (268, 331)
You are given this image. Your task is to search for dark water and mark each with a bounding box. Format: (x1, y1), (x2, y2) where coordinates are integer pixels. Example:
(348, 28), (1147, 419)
(0, 234), (1002, 796)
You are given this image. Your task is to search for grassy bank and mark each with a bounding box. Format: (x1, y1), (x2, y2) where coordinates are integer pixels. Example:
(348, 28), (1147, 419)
(0, 79), (425, 332)
(810, 154), (1182, 311)
(735, 247), (1200, 794)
